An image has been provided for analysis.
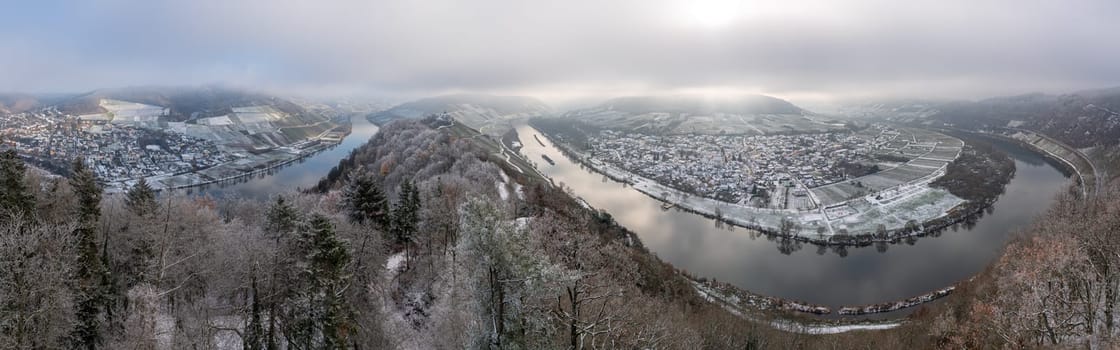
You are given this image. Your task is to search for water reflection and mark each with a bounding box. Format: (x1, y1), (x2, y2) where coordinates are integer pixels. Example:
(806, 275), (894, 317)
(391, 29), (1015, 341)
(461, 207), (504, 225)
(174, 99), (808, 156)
(515, 124), (1071, 310)
(197, 116), (380, 200)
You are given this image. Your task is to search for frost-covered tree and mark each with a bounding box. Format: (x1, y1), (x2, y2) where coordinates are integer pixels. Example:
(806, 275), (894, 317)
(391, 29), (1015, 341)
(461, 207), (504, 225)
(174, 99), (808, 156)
(458, 197), (554, 348)
(289, 214), (353, 349)
(0, 218), (76, 348)
(390, 180), (421, 247)
(263, 196), (301, 349)
(265, 196), (300, 237)
(342, 173), (390, 229)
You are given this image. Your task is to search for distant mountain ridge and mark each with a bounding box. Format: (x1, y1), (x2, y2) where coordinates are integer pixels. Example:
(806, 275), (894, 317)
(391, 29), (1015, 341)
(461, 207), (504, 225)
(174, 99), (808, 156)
(596, 95), (805, 115)
(562, 94), (840, 135)
(0, 93), (53, 114)
(368, 93), (551, 125)
(54, 85), (320, 123)
(853, 87), (1120, 147)
(3, 86), (340, 151)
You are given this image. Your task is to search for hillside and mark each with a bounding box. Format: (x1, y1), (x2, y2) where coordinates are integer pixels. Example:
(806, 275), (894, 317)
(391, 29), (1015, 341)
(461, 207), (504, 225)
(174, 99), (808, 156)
(563, 94), (843, 135)
(54, 85), (323, 124)
(367, 94), (551, 136)
(42, 86), (338, 151)
(852, 88), (1120, 148)
(7, 110), (1118, 348)
(0, 93), (47, 114)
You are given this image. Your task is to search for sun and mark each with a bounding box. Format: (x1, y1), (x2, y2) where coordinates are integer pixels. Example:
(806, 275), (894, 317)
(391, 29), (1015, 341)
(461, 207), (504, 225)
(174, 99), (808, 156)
(688, 0), (742, 28)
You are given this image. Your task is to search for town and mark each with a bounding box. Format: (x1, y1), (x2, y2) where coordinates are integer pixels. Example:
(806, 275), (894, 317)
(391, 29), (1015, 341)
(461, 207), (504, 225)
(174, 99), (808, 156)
(1, 100), (344, 192)
(1, 108), (232, 182)
(586, 125), (907, 207)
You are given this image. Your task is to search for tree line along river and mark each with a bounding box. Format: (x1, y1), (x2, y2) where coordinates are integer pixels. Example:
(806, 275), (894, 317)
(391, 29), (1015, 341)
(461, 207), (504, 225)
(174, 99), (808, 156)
(186, 116), (1072, 317)
(512, 123), (1072, 316)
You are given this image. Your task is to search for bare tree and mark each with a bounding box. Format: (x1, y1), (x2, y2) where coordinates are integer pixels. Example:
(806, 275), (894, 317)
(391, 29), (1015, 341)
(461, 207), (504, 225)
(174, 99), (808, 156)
(0, 216), (76, 348)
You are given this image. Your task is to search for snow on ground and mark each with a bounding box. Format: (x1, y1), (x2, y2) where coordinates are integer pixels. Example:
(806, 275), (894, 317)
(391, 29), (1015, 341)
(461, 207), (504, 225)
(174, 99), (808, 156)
(385, 252), (405, 272)
(496, 171), (512, 200)
(770, 320), (901, 335)
(694, 281), (899, 335)
(513, 182), (525, 200)
(568, 148), (964, 238)
(515, 217), (531, 232)
(496, 181), (510, 200)
(198, 115), (233, 126)
(500, 151), (525, 174)
(496, 170), (525, 201)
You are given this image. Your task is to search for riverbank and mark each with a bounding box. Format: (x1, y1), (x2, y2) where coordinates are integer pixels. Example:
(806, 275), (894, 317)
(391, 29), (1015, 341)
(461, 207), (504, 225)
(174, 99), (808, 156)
(984, 128), (1097, 195)
(105, 122), (353, 194)
(107, 140), (343, 194)
(516, 121), (1075, 323)
(529, 126), (1008, 247)
(693, 277), (948, 331)
(838, 286), (955, 315)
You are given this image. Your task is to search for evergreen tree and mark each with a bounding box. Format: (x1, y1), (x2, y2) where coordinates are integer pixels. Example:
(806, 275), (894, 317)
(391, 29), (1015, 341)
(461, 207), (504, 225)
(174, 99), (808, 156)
(0, 149), (34, 221)
(123, 177), (157, 217)
(302, 214), (352, 348)
(244, 269), (265, 350)
(341, 174), (390, 229)
(263, 196), (300, 349)
(390, 180), (421, 246)
(68, 158), (107, 349)
(265, 196), (300, 237)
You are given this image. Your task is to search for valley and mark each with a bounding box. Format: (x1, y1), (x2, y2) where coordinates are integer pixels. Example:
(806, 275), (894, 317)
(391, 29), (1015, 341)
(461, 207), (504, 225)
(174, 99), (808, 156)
(513, 120), (1071, 315)
(0, 88), (347, 192)
(530, 102), (989, 242)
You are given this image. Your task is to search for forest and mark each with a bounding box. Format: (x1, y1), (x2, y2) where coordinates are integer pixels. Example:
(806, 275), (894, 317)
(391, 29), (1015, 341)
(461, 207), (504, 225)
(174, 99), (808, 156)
(2, 115), (1120, 349)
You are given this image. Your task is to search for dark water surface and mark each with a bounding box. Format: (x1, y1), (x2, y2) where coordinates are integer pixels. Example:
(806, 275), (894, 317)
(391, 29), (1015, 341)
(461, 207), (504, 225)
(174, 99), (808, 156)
(188, 116), (1070, 312)
(198, 116), (380, 199)
(514, 124), (1071, 311)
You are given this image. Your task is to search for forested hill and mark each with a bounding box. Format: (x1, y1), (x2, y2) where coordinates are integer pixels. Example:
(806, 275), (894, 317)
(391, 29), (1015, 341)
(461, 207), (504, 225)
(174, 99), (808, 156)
(53, 85), (323, 122)
(561, 94), (845, 135)
(592, 94), (805, 115)
(5, 107), (1120, 347)
(0, 93), (46, 114)
(3, 114), (862, 348)
(302, 115), (790, 347)
(366, 94), (551, 128)
(852, 87), (1120, 148)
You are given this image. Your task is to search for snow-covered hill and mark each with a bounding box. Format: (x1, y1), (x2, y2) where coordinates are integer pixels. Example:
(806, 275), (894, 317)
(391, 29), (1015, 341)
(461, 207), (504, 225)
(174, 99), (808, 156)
(564, 95), (843, 135)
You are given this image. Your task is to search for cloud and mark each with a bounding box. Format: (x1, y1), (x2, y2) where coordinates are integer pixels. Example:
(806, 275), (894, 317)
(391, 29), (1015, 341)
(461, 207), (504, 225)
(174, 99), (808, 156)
(3, 0), (1120, 103)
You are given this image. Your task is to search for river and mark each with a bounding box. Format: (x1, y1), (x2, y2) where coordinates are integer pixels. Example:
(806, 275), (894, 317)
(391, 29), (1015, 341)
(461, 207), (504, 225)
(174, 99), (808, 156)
(513, 124), (1072, 313)
(195, 115), (380, 199)
(185, 116), (1070, 314)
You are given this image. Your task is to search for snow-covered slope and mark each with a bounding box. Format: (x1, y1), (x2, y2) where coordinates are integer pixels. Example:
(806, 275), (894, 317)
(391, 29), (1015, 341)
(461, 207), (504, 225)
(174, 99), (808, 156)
(564, 95), (842, 135)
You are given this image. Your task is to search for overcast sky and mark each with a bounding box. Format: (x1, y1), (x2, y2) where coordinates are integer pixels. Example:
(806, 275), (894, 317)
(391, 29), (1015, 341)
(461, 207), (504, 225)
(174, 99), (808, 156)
(3, 0), (1120, 105)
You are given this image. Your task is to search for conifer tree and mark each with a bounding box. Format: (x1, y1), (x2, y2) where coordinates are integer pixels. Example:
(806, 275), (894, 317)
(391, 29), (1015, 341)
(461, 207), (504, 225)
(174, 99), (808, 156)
(124, 177), (157, 217)
(69, 158), (107, 349)
(265, 196), (299, 237)
(390, 180), (421, 246)
(0, 149), (34, 221)
(342, 174), (390, 229)
(302, 214), (352, 348)
(244, 268), (265, 350)
(263, 196), (300, 349)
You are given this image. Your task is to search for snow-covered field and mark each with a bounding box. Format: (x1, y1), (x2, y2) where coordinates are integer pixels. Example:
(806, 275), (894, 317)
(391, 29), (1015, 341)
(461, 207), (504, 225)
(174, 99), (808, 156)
(569, 109), (842, 135)
(771, 321), (901, 335)
(560, 141), (966, 239)
(101, 99), (167, 123)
